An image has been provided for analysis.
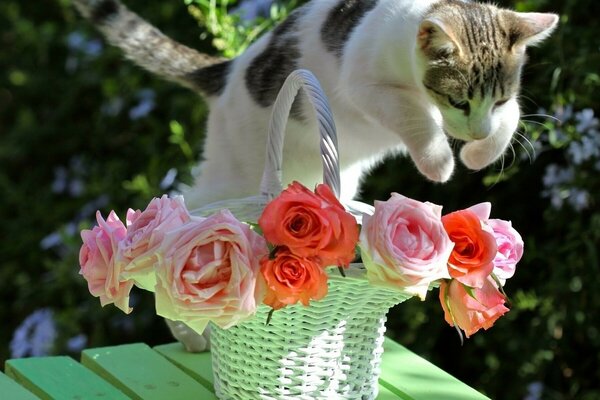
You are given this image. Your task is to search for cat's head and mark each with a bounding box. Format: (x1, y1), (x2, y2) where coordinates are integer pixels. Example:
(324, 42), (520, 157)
(415, 1), (558, 169)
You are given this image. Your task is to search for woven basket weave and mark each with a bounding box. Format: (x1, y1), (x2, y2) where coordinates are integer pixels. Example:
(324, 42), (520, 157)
(191, 70), (412, 399)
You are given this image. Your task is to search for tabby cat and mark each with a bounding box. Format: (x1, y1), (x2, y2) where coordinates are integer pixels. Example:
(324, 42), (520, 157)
(74, 0), (558, 207)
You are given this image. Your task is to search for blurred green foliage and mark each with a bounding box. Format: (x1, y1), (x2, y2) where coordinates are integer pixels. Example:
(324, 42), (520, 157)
(1, 0), (598, 399)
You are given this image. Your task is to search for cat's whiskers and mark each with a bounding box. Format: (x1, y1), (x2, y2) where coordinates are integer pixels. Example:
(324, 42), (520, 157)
(486, 135), (510, 188)
(517, 93), (539, 108)
(506, 139), (517, 169)
(521, 113), (561, 123)
(513, 131), (536, 163)
(521, 114), (562, 126)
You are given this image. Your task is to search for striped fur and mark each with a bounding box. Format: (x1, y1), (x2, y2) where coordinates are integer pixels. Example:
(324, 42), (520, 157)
(73, 0), (225, 93)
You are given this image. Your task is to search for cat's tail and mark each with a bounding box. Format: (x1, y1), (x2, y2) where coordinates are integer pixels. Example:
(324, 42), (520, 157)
(73, 0), (227, 95)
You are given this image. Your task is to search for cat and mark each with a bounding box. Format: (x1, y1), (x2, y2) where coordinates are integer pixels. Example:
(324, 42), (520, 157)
(73, 0), (558, 208)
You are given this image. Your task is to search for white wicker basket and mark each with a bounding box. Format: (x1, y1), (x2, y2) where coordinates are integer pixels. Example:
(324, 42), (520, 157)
(190, 70), (412, 399)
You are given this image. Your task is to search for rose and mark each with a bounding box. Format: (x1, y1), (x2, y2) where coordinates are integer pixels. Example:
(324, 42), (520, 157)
(439, 278), (509, 338)
(261, 248), (328, 310)
(79, 211), (133, 314)
(446, 202), (523, 285)
(442, 207), (497, 288)
(121, 195), (191, 290)
(153, 209), (268, 333)
(488, 219), (524, 284)
(359, 193), (453, 300)
(258, 181), (359, 267)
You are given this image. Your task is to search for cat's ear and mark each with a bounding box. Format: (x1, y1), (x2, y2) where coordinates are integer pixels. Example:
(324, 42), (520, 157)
(417, 18), (462, 57)
(507, 12), (559, 49)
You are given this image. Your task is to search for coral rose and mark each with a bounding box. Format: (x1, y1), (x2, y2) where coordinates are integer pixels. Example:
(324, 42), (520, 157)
(442, 209), (497, 288)
(260, 248), (328, 309)
(79, 211), (133, 314)
(439, 278), (509, 338)
(154, 210), (268, 333)
(359, 193), (453, 300)
(258, 182), (358, 267)
(121, 195), (191, 290)
(488, 219), (524, 284)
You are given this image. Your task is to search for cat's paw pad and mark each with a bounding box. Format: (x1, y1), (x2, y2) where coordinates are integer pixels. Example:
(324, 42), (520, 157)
(415, 149), (455, 183)
(460, 141), (497, 170)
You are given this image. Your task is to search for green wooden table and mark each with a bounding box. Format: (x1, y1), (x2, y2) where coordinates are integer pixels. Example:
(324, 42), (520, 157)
(2, 338), (489, 399)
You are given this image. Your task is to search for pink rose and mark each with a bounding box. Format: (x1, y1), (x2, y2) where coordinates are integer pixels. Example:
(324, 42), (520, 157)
(359, 193), (453, 300)
(488, 219), (524, 283)
(154, 209), (268, 333)
(121, 195), (191, 290)
(79, 211), (133, 314)
(439, 278), (509, 338)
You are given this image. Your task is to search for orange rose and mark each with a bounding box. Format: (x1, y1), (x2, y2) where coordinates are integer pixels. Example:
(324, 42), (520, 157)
(442, 209), (497, 288)
(439, 278), (509, 338)
(258, 182), (358, 267)
(260, 249), (328, 309)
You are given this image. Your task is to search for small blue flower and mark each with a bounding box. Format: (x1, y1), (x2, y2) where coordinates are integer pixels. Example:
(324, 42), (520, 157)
(233, 0), (274, 21)
(129, 99), (155, 120)
(553, 104), (573, 124)
(40, 232), (63, 250)
(567, 133), (600, 165)
(542, 164), (574, 188)
(67, 32), (85, 51)
(66, 334), (88, 353)
(575, 108), (598, 133)
(568, 188), (589, 211)
(10, 309), (57, 358)
(83, 39), (103, 58)
(78, 195), (110, 220)
(129, 90), (156, 120)
(524, 381), (544, 400)
(52, 167), (69, 194)
(160, 168), (178, 190)
(69, 179), (85, 197)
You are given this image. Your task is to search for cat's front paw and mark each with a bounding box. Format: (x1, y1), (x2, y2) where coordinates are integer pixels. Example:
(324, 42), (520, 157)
(414, 146), (455, 183)
(460, 140), (500, 170)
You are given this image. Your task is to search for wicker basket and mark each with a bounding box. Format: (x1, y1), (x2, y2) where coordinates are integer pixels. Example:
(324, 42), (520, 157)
(191, 70), (413, 399)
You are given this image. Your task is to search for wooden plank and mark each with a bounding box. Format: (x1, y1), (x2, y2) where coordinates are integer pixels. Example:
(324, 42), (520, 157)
(379, 338), (491, 400)
(4, 356), (129, 400)
(82, 343), (217, 400)
(377, 383), (411, 400)
(153, 343), (214, 389)
(0, 371), (40, 400)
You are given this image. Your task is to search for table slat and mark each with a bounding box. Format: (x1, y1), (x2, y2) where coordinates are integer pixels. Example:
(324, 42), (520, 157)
(379, 338), (491, 400)
(377, 383), (412, 400)
(0, 371), (40, 400)
(81, 343), (216, 400)
(153, 343), (214, 389)
(4, 356), (129, 400)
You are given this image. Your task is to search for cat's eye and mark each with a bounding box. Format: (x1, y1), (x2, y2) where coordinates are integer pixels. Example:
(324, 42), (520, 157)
(494, 99), (509, 108)
(448, 97), (470, 112)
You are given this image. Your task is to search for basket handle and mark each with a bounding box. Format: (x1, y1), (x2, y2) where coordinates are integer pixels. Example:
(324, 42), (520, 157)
(259, 69), (341, 199)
